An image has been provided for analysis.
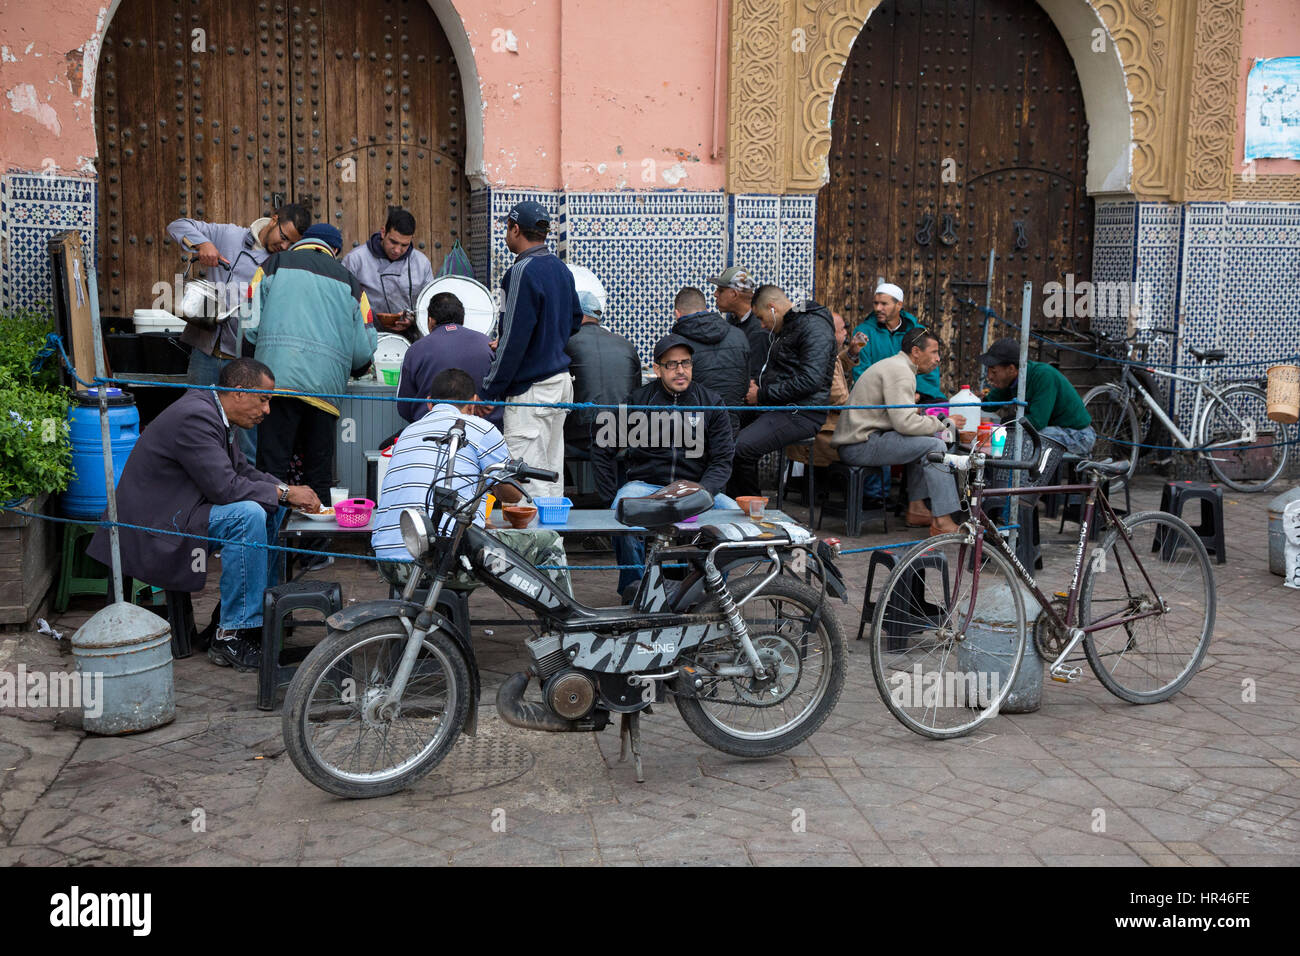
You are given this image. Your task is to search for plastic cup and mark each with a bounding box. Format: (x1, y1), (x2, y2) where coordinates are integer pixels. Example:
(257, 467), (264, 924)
(484, 493), (496, 520)
(329, 487), (349, 508)
(749, 499), (766, 518)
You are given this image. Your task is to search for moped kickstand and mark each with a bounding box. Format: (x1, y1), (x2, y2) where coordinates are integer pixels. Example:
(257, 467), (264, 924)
(618, 712), (645, 783)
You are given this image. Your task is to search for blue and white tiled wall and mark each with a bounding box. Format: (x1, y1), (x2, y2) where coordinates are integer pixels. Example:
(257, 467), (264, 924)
(465, 189), (816, 362)
(0, 173), (97, 313)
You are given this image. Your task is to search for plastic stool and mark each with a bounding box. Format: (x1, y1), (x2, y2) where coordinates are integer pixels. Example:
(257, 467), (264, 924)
(855, 548), (951, 651)
(55, 523), (153, 611)
(1156, 481), (1226, 564)
(823, 463), (888, 536)
(163, 591), (201, 659)
(777, 437), (817, 526)
(390, 582), (472, 636)
(259, 580), (344, 711)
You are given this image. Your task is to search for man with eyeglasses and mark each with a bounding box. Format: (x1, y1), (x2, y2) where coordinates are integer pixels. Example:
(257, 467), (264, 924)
(593, 334), (737, 603)
(167, 203), (311, 459)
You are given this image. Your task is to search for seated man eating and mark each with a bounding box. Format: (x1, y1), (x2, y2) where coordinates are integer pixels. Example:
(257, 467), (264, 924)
(592, 333), (738, 603)
(831, 327), (961, 535)
(87, 358), (320, 670)
(370, 368), (572, 595)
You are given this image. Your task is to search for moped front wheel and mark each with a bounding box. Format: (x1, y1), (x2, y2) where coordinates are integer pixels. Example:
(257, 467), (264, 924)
(282, 618), (470, 799)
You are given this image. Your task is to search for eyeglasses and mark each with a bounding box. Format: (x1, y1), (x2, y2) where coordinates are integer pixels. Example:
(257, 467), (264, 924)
(657, 359), (692, 371)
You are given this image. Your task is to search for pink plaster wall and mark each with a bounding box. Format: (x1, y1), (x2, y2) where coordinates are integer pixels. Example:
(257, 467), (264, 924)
(1237, 0), (1300, 176)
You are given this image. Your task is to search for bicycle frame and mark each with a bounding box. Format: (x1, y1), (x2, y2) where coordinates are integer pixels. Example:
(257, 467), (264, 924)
(961, 478), (1169, 680)
(1119, 360), (1259, 454)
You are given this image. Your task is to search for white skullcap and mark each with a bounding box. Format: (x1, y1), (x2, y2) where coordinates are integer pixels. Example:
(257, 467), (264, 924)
(876, 282), (905, 302)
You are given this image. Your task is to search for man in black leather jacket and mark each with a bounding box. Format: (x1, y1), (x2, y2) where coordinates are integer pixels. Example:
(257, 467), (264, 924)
(593, 334), (737, 601)
(729, 285), (837, 498)
(670, 286), (750, 434)
(564, 290), (642, 455)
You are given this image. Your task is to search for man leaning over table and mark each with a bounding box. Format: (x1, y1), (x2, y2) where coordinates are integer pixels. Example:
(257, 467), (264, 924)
(87, 359), (320, 672)
(370, 368), (572, 596)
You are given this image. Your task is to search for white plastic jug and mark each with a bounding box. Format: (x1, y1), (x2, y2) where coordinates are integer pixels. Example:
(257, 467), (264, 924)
(948, 385), (981, 443)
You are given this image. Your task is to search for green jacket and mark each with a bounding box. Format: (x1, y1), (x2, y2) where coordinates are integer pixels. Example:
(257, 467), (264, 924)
(987, 360), (1091, 431)
(244, 239), (378, 414)
(849, 309), (944, 402)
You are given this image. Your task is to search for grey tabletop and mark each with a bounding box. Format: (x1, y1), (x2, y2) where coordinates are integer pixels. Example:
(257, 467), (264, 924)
(281, 507), (794, 537)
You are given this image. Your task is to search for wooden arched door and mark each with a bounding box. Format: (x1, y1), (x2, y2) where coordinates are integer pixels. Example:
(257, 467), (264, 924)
(815, 0), (1093, 391)
(94, 0), (469, 316)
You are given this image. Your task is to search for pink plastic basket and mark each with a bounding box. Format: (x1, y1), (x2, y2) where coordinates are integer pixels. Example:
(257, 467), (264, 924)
(334, 497), (375, 528)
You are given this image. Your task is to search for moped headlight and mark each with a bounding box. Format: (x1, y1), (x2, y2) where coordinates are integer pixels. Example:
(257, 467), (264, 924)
(399, 508), (436, 560)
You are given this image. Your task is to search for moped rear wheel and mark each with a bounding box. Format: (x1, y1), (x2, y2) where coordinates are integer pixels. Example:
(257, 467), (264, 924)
(282, 618), (470, 799)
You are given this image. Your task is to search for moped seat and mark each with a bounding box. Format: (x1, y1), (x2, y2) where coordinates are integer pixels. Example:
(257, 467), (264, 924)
(616, 480), (714, 529)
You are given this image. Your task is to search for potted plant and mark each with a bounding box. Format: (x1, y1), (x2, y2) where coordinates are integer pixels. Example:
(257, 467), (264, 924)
(0, 308), (72, 625)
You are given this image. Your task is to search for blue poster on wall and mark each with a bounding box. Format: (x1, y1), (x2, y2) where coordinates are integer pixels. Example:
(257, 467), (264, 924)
(1245, 57), (1300, 161)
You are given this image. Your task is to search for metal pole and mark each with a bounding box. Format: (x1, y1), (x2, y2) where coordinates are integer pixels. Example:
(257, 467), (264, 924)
(980, 246), (996, 390)
(87, 268), (124, 604)
(1010, 280), (1032, 554)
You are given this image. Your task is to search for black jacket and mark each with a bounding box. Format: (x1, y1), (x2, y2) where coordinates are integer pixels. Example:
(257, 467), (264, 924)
(757, 301), (837, 409)
(564, 322), (643, 441)
(730, 310), (771, 384)
(592, 380), (735, 503)
(671, 310), (750, 430)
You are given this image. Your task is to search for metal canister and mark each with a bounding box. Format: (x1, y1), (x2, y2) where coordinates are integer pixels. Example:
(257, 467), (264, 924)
(1268, 486), (1300, 576)
(957, 579), (1043, 714)
(71, 603), (175, 735)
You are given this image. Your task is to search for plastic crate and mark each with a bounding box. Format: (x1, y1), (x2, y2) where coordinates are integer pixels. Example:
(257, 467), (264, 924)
(533, 496), (573, 524)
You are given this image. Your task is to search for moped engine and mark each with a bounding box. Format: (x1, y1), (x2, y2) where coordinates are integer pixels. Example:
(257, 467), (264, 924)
(543, 669), (597, 720)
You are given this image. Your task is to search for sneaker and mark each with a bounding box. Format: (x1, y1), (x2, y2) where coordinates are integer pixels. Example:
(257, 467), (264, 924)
(298, 554), (334, 574)
(207, 628), (263, 672)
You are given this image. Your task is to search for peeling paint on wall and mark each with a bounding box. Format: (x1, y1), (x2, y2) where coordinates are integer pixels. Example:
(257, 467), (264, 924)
(7, 84), (61, 136)
(661, 162), (688, 186)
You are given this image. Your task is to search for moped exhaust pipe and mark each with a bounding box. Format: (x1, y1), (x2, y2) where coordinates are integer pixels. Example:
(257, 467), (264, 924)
(495, 672), (607, 732)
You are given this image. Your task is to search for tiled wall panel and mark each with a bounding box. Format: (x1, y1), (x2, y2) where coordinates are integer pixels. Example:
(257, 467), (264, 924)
(1, 173), (97, 313)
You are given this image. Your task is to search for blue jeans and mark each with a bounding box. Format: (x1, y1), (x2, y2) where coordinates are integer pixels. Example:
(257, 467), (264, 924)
(611, 481), (739, 593)
(208, 501), (286, 630)
(188, 349), (258, 463)
(1040, 424), (1096, 457)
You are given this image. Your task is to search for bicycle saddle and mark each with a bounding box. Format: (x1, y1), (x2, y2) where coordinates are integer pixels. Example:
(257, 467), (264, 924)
(616, 480), (714, 528)
(1188, 346), (1227, 363)
(1076, 458), (1131, 477)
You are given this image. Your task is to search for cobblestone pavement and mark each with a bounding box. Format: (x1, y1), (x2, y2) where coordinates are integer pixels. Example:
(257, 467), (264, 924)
(2, 475), (1298, 866)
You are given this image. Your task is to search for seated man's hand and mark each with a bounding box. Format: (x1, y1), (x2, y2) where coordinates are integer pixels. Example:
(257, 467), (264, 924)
(286, 485), (321, 511)
(746, 381), (759, 405)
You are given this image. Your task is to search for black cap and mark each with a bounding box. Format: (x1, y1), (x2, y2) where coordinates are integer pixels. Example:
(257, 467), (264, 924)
(652, 333), (695, 362)
(979, 338), (1022, 367)
(506, 200), (550, 231)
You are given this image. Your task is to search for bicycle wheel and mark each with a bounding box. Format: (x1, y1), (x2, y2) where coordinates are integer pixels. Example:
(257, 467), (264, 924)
(674, 576), (845, 758)
(1199, 383), (1290, 492)
(282, 618), (470, 798)
(1082, 384), (1140, 478)
(1079, 511), (1215, 703)
(869, 532), (1027, 739)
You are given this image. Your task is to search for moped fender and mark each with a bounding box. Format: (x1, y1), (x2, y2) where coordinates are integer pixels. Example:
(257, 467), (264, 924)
(325, 600), (482, 735)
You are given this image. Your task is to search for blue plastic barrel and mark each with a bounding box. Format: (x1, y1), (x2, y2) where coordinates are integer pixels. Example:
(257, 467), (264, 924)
(63, 388), (139, 518)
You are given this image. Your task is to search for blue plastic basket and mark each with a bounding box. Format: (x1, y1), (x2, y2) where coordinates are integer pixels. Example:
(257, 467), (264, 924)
(534, 496), (573, 524)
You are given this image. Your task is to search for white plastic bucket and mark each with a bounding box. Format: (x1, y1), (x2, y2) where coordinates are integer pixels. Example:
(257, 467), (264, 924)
(373, 333), (409, 387)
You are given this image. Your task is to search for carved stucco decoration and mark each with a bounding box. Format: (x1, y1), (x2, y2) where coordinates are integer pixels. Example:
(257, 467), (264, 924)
(727, 0), (1295, 203)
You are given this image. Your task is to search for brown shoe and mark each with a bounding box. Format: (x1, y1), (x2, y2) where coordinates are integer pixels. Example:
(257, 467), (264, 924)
(929, 516), (960, 536)
(905, 501), (933, 527)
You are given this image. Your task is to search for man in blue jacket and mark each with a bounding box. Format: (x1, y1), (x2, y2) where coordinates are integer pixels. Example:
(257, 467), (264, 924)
(396, 291), (500, 427)
(480, 201), (583, 498)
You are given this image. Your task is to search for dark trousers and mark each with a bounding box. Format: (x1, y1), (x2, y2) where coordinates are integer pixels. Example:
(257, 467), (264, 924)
(257, 397), (337, 500)
(729, 410), (825, 498)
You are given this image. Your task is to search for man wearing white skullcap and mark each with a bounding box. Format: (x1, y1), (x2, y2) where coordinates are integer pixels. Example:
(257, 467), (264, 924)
(844, 281), (944, 404)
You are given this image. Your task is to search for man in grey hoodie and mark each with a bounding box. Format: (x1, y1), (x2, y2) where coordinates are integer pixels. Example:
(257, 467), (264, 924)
(341, 206), (435, 331)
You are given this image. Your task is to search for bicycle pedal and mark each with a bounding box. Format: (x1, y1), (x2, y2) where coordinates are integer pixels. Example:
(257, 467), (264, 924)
(1050, 666), (1083, 683)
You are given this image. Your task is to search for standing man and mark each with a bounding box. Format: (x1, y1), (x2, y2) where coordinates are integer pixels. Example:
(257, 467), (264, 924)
(844, 281), (944, 405)
(565, 290), (642, 456)
(86, 358), (320, 671)
(730, 285), (837, 498)
(480, 201), (583, 499)
(341, 206), (434, 333)
(166, 203), (310, 458)
(245, 224), (378, 510)
(670, 286), (750, 435)
(708, 266), (767, 387)
(397, 291), (500, 427)
(594, 335), (737, 603)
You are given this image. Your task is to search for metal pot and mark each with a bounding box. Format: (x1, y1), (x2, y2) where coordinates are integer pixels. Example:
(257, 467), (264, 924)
(179, 278), (222, 328)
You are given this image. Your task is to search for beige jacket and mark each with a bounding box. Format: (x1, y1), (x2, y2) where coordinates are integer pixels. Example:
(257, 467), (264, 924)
(831, 351), (937, 447)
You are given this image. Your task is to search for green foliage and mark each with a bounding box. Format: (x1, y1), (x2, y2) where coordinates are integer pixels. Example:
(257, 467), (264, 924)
(0, 309), (73, 502)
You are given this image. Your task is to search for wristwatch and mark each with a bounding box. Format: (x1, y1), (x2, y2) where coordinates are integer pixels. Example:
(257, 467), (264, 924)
(277, 483), (290, 504)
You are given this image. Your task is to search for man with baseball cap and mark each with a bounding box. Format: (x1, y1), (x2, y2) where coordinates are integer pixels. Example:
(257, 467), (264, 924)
(480, 200), (584, 498)
(845, 281), (944, 405)
(564, 289), (641, 456)
(980, 337), (1094, 454)
(708, 265), (768, 385)
(595, 333), (737, 603)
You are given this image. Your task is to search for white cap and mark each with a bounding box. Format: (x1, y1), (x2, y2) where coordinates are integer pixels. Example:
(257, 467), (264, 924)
(875, 282), (905, 302)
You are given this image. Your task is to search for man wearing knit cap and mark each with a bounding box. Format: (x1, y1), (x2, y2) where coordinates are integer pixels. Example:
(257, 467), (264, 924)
(244, 223), (378, 535)
(845, 281), (944, 405)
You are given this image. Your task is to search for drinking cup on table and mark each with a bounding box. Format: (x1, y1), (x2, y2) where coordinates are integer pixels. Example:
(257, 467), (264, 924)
(329, 487), (349, 508)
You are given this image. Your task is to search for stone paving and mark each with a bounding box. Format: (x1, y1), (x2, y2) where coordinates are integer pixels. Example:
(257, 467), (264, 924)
(2, 474), (1298, 866)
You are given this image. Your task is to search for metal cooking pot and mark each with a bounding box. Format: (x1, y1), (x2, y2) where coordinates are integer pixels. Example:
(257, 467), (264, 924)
(179, 278), (223, 328)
